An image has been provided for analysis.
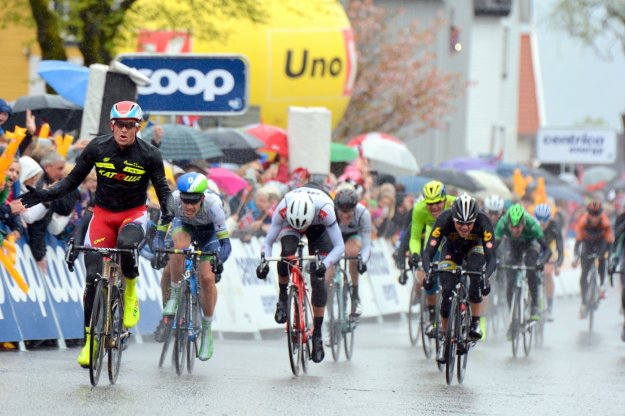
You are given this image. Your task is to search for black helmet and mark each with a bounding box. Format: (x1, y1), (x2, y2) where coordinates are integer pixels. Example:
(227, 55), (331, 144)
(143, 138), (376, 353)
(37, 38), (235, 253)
(335, 188), (359, 211)
(451, 193), (478, 224)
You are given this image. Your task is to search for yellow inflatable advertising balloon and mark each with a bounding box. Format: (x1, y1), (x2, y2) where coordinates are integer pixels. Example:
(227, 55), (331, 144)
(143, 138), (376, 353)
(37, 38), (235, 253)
(125, 0), (355, 129)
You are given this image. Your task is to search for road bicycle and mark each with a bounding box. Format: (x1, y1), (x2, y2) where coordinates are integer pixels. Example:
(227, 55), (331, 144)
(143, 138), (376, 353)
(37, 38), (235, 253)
(261, 242), (320, 376)
(155, 247), (220, 375)
(582, 252), (602, 333)
(501, 264), (536, 358)
(327, 255), (361, 361)
(66, 239), (137, 386)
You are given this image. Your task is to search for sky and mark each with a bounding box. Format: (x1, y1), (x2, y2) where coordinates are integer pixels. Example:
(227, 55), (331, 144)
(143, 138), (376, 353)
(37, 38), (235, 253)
(534, 0), (625, 132)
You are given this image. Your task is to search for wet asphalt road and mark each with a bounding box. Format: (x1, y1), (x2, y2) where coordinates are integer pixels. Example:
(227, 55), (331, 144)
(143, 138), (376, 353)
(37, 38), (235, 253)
(2, 291), (625, 415)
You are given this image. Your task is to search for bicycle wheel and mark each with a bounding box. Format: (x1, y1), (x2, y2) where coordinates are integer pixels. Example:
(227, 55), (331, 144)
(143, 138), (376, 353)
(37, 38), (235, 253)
(511, 289), (520, 358)
(89, 279), (107, 387)
(174, 282), (190, 376)
(158, 315), (174, 368)
(420, 291), (433, 359)
(286, 286), (302, 376)
(108, 285), (124, 384)
(328, 283), (341, 362)
(434, 295), (444, 372)
(187, 293), (201, 374)
(489, 280), (500, 335)
(408, 278), (420, 346)
(445, 297), (458, 385)
(588, 264), (598, 333)
(301, 290), (313, 374)
(522, 289), (533, 357)
(457, 303), (469, 384)
(343, 276), (355, 360)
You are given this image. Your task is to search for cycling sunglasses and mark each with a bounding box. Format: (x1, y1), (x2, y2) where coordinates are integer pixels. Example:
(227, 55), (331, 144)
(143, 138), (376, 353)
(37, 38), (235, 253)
(453, 219), (475, 226)
(113, 120), (138, 129)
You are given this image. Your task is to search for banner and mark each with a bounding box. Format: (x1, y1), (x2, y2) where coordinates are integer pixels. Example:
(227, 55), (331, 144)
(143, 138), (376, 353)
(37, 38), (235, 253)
(536, 128), (617, 164)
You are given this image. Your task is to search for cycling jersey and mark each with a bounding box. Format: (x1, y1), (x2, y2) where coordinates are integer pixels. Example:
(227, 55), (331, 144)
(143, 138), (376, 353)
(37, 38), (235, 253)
(37, 134), (173, 223)
(495, 211), (544, 244)
(542, 220), (564, 267)
(172, 190), (228, 239)
(422, 210), (497, 278)
(262, 186), (344, 267)
(574, 213), (613, 243)
(409, 195), (456, 255)
(338, 202), (372, 262)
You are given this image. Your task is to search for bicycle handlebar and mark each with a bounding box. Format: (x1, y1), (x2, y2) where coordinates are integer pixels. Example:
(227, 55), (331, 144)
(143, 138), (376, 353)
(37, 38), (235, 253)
(155, 248), (219, 260)
(65, 238), (138, 272)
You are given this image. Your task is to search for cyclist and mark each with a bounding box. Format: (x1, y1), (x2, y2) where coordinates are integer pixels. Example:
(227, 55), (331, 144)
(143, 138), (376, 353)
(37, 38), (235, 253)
(334, 186), (371, 317)
(495, 204), (551, 328)
(20, 101), (174, 367)
(609, 206), (625, 341)
(407, 180), (456, 335)
(421, 193), (496, 363)
(484, 194), (505, 229)
(534, 203), (564, 321)
(158, 172), (231, 360)
(256, 185), (345, 363)
(572, 200), (613, 318)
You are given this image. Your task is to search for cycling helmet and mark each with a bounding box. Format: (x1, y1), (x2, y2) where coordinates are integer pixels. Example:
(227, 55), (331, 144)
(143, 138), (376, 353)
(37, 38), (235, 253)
(587, 199), (602, 215)
(451, 192), (478, 224)
(534, 203), (552, 223)
(484, 194), (504, 213)
(335, 188), (359, 211)
(507, 203), (526, 227)
(422, 180), (446, 204)
(177, 172), (208, 202)
(286, 192), (315, 231)
(110, 101), (143, 121)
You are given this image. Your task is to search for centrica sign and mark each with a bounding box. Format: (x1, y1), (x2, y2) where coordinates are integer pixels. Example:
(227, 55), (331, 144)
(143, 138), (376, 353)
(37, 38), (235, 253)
(117, 54), (249, 115)
(536, 128), (617, 164)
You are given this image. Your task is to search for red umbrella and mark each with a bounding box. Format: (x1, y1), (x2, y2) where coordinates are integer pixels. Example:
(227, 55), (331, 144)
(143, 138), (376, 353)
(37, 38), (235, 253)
(245, 123), (288, 157)
(207, 167), (249, 196)
(347, 132), (402, 147)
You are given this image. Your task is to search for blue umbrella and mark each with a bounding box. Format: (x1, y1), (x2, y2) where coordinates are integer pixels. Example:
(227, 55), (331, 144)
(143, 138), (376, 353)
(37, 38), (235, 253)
(37, 60), (89, 107)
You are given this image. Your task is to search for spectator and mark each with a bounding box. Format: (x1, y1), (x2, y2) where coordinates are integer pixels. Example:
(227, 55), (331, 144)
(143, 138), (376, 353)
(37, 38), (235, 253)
(376, 182), (397, 238)
(184, 159), (210, 174)
(0, 160), (25, 236)
(230, 187), (272, 241)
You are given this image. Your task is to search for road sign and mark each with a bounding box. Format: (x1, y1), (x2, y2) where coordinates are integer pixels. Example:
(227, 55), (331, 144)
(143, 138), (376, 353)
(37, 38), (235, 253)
(116, 54), (249, 115)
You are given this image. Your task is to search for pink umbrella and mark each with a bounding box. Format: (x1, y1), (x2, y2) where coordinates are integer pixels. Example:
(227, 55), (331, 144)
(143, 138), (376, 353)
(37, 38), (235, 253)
(347, 132), (401, 147)
(207, 167), (248, 196)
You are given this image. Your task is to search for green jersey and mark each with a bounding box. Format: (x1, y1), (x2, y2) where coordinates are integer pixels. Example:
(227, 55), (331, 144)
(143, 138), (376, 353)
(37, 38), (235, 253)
(495, 211), (544, 243)
(409, 195), (456, 254)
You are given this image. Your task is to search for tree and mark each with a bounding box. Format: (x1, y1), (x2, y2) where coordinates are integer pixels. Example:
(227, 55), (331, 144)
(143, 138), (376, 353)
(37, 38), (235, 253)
(551, 0), (625, 59)
(1, 0), (267, 66)
(334, 0), (465, 141)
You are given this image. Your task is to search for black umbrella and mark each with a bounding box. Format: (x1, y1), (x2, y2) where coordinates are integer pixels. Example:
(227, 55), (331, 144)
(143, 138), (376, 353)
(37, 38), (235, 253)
(143, 124), (223, 161)
(418, 168), (484, 192)
(202, 128), (264, 164)
(4, 94), (82, 133)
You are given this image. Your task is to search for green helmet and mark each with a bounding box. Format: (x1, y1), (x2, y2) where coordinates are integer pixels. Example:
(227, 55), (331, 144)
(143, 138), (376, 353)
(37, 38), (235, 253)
(507, 203), (526, 227)
(422, 180), (446, 203)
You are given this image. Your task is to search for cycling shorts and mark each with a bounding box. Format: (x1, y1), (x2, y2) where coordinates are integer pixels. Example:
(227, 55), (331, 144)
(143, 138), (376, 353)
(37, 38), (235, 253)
(171, 218), (220, 260)
(85, 205), (148, 249)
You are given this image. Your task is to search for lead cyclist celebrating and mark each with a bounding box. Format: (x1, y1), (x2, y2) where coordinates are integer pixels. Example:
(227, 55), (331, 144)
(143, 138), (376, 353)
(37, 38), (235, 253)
(20, 101), (173, 367)
(256, 184), (345, 363)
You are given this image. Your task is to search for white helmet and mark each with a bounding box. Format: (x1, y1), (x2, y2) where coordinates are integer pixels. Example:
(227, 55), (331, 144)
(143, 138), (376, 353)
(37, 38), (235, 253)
(286, 192), (315, 231)
(484, 194), (504, 213)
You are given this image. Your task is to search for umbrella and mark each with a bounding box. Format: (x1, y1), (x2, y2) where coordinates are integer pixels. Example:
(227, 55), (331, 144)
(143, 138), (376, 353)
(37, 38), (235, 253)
(466, 170), (512, 199)
(37, 60), (89, 107)
(245, 124), (288, 157)
(331, 142), (358, 162)
(398, 176), (433, 195)
(4, 94), (82, 133)
(143, 124), (223, 161)
(581, 166), (617, 188)
(347, 132), (401, 147)
(418, 168), (483, 192)
(202, 128), (264, 164)
(440, 157), (496, 172)
(206, 167), (248, 196)
(360, 136), (419, 176)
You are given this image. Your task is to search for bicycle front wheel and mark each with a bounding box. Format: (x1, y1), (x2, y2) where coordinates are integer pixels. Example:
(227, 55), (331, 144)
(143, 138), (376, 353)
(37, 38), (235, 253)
(343, 277), (355, 361)
(522, 290), (533, 357)
(174, 282), (190, 376)
(445, 297), (458, 385)
(511, 290), (520, 358)
(420, 290), (433, 359)
(187, 293), (201, 374)
(588, 264), (598, 333)
(457, 303), (470, 384)
(108, 284), (124, 384)
(435, 293), (444, 372)
(286, 286), (302, 376)
(89, 279), (107, 387)
(408, 278), (420, 346)
(301, 290), (314, 374)
(328, 283), (342, 362)
(158, 315), (174, 368)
